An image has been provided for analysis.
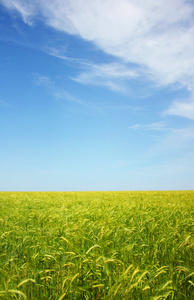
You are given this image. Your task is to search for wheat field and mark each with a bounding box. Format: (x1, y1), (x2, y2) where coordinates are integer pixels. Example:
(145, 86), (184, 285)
(0, 191), (193, 299)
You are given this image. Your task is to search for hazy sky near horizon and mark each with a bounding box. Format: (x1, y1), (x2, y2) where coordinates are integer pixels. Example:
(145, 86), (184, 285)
(0, 0), (194, 191)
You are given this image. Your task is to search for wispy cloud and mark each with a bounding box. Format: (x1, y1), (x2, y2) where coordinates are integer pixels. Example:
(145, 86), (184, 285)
(46, 49), (144, 94)
(45, 47), (141, 93)
(32, 73), (96, 108)
(130, 121), (168, 131)
(128, 119), (194, 189)
(2, 0), (194, 117)
(33, 73), (138, 112)
(131, 120), (194, 140)
(172, 127), (194, 140)
(0, 0), (36, 25)
(131, 121), (194, 157)
(2, 1), (193, 86)
(146, 125), (194, 157)
(71, 62), (140, 92)
(165, 97), (194, 120)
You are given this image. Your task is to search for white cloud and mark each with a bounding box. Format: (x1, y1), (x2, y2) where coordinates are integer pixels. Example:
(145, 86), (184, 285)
(165, 98), (194, 120)
(33, 74), (54, 87)
(0, 0), (37, 24)
(2, 0), (194, 117)
(71, 62), (139, 92)
(145, 125), (194, 159)
(32, 73), (93, 107)
(172, 127), (194, 140)
(2, 0), (194, 87)
(33, 73), (139, 112)
(131, 123), (194, 159)
(130, 121), (167, 131)
(131, 121), (194, 141)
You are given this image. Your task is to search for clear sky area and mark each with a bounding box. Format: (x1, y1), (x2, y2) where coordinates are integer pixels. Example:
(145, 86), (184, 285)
(0, 0), (194, 191)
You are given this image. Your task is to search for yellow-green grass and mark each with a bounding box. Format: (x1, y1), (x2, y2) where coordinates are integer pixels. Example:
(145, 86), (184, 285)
(0, 191), (193, 299)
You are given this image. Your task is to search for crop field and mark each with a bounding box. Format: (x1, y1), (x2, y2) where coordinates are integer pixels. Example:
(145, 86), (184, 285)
(0, 191), (193, 299)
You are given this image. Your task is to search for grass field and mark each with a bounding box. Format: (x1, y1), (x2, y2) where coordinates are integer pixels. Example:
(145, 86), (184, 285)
(0, 191), (193, 299)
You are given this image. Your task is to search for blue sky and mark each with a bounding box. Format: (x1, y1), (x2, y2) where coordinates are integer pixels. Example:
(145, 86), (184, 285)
(0, 0), (194, 191)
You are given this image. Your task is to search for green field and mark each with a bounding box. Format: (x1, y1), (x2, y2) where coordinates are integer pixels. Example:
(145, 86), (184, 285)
(0, 191), (193, 299)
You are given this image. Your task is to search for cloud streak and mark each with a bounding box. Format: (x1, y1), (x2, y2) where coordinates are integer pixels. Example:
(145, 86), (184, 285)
(71, 62), (140, 92)
(130, 121), (168, 131)
(131, 122), (194, 159)
(32, 73), (96, 108)
(1, 0), (194, 118)
(147, 126), (194, 158)
(2, 1), (194, 85)
(33, 73), (139, 113)
(165, 97), (194, 120)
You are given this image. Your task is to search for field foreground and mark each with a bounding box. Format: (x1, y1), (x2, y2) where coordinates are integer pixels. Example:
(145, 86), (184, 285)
(0, 191), (193, 299)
